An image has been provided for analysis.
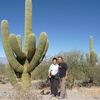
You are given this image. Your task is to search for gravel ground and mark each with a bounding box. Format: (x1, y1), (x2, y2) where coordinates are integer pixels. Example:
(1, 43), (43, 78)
(0, 82), (100, 100)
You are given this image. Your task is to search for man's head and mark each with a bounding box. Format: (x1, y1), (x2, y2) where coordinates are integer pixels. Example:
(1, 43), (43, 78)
(57, 56), (63, 63)
(52, 57), (57, 65)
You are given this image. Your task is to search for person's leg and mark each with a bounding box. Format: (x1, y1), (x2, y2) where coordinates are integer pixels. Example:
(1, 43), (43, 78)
(60, 78), (67, 98)
(50, 78), (54, 95)
(53, 79), (59, 96)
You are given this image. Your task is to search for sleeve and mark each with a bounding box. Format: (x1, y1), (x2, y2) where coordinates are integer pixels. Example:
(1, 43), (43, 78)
(63, 63), (68, 71)
(65, 63), (68, 71)
(48, 64), (52, 73)
(57, 65), (59, 73)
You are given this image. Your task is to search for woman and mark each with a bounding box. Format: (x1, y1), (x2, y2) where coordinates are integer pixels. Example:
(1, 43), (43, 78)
(48, 57), (59, 97)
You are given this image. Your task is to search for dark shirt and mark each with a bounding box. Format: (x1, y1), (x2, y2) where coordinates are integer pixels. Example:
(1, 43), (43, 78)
(59, 62), (68, 78)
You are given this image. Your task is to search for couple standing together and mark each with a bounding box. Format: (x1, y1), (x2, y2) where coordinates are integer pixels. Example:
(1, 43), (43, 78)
(48, 56), (68, 99)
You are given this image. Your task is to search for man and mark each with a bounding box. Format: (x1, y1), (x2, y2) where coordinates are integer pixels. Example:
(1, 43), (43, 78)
(57, 56), (68, 99)
(48, 57), (59, 97)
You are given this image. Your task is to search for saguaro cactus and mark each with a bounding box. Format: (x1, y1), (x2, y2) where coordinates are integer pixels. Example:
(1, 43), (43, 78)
(1, 0), (49, 92)
(86, 36), (97, 66)
(89, 36), (97, 66)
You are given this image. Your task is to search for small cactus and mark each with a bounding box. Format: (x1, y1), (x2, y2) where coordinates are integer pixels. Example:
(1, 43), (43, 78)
(1, 0), (49, 92)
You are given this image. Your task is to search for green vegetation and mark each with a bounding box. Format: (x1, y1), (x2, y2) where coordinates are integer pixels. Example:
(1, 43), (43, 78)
(31, 51), (100, 89)
(31, 36), (100, 89)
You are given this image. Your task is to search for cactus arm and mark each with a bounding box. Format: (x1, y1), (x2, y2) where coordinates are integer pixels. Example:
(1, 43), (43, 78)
(1, 20), (24, 73)
(24, 0), (32, 54)
(39, 39), (49, 63)
(9, 34), (26, 61)
(27, 33), (36, 62)
(16, 35), (22, 50)
(28, 32), (47, 72)
(5, 64), (17, 86)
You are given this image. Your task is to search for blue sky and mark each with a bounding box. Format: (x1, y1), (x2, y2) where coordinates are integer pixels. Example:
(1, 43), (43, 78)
(0, 0), (100, 57)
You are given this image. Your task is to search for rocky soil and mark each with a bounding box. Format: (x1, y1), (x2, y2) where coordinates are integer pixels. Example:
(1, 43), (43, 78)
(0, 81), (100, 100)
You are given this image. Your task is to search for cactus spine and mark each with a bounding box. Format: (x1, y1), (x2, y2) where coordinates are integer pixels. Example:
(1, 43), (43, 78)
(1, 0), (49, 92)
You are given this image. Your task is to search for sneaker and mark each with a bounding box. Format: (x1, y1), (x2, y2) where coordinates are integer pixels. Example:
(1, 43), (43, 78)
(57, 96), (64, 99)
(56, 95), (60, 99)
(49, 94), (55, 98)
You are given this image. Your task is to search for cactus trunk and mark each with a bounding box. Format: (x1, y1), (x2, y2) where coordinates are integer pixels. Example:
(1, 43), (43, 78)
(22, 60), (31, 92)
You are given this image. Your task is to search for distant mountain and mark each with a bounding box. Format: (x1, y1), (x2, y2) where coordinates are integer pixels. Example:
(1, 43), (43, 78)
(0, 57), (8, 64)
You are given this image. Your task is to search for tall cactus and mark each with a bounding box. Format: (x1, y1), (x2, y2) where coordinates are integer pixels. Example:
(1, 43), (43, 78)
(1, 0), (49, 92)
(86, 35), (97, 66)
(90, 36), (98, 65)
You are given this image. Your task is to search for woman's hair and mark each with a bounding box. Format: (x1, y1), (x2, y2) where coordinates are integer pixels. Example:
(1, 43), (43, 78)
(52, 57), (57, 61)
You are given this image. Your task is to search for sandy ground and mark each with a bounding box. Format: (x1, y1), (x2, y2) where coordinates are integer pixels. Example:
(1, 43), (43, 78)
(0, 82), (100, 100)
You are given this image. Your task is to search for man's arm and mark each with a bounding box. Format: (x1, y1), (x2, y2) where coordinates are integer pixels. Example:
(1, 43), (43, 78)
(64, 70), (68, 80)
(64, 63), (68, 80)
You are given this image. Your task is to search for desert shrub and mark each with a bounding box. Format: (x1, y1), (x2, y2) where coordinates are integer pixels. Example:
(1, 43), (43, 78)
(83, 65), (100, 87)
(0, 64), (5, 74)
(31, 57), (51, 80)
(89, 66), (100, 86)
(60, 51), (86, 88)
(60, 51), (100, 88)
(0, 64), (7, 83)
(31, 51), (100, 88)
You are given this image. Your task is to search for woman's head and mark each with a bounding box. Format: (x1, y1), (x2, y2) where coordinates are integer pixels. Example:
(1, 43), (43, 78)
(52, 57), (57, 65)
